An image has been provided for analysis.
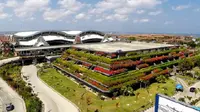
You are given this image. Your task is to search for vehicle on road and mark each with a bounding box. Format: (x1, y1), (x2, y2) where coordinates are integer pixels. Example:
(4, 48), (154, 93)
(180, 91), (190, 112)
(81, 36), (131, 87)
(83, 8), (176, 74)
(190, 87), (196, 92)
(176, 84), (183, 92)
(6, 103), (14, 111)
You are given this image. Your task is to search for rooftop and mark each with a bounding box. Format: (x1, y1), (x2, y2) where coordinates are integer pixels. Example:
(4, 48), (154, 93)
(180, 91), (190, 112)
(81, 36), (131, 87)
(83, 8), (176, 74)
(72, 41), (175, 53)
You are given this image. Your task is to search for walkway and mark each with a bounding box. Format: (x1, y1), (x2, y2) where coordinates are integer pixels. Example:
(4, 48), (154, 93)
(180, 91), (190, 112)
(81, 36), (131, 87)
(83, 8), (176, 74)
(0, 57), (26, 112)
(21, 65), (79, 112)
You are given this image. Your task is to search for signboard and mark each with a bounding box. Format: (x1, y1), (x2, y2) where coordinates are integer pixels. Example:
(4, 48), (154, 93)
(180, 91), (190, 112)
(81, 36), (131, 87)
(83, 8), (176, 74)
(155, 94), (200, 112)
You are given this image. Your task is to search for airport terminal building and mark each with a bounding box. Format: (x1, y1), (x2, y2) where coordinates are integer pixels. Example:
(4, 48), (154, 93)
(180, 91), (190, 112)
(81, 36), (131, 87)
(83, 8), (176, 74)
(13, 30), (113, 47)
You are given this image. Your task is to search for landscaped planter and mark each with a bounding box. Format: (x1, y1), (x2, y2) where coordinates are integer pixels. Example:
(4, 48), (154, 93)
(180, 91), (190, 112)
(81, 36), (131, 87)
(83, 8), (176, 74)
(53, 65), (110, 94)
(140, 69), (169, 80)
(94, 66), (127, 76)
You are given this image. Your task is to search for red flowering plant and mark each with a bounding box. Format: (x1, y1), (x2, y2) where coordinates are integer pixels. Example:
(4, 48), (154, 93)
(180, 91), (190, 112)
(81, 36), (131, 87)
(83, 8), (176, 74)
(94, 66), (113, 76)
(74, 73), (82, 78)
(82, 62), (92, 68)
(110, 54), (117, 58)
(112, 68), (127, 75)
(159, 69), (169, 75)
(88, 79), (99, 87)
(137, 64), (149, 69)
(189, 53), (194, 57)
(153, 69), (162, 73)
(94, 66), (127, 76)
(180, 56), (185, 59)
(140, 74), (154, 80)
(95, 51), (106, 56)
(141, 69), (169, 81)
(144, 56), (169, 64)
(87, 79), (108, 91)
(111, 60), (142, 70)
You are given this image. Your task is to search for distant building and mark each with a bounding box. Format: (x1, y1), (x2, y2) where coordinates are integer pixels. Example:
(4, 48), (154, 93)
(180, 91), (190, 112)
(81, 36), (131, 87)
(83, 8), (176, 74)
(119, 34), (193, 44)
(0, 35), (14, 56)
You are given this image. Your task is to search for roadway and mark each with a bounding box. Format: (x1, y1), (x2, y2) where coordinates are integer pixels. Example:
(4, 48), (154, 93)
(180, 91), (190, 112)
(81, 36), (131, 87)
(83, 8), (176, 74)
(0, 57), (20, 66)
(0, 57), (26, 112)
(21, 65), (79, 112)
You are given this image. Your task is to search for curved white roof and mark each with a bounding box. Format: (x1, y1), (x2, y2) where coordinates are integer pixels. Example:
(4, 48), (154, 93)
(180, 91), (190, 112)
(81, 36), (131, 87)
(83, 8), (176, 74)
(19, 35), (75, 46)
(62, 31), (82, 35)
(43, 36), (74, 41)
(14, 31), (39, 37)
(19, 38), (38, 46)
(14, 31), (83, 37)
(81, 34), (104, 40)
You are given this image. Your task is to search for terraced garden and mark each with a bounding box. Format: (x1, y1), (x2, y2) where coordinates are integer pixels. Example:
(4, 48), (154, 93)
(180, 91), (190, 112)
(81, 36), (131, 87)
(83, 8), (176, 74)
(53, 46), (195, 95)
(39, 67), (176, 112)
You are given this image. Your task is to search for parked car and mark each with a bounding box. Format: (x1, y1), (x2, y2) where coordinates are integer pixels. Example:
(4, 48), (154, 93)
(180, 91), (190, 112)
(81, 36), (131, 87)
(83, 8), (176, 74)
(6, 103), (14, 111)
(190, 87), (196, 92)
(176, 84), (183, 92)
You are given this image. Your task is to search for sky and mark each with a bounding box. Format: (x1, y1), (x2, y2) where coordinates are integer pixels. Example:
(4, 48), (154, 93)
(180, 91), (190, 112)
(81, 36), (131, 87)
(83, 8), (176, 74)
(0, 0), (199, 34)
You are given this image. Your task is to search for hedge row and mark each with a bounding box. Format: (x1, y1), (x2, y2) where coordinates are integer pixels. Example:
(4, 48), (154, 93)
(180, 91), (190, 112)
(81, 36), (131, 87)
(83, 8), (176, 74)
(54, 58), (110, 84)
(0, 64), (42, 112)
(113, 48), (185, 61)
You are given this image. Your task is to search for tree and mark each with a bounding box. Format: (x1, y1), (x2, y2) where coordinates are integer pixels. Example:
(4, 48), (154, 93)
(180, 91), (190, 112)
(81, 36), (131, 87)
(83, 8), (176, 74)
(194, 56), (200, 67)
(128, 37), (136, 41)
(126, 86), (134, 96)
(120, 86), (134, 96)
(178, 97), (185, 102)
(113, 91), (118, 97)
(156, 75), (167, 83)
(120, 86), (127, 96)
(187, 41), (196, 48)
(179, 58), (194, 71)
(135, 92), (140, 101)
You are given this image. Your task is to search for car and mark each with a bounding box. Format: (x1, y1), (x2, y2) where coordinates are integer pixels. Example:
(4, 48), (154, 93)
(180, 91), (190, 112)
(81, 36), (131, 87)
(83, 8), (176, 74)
(190, 87), (196, 92)
(6, 103), (14, 111)
(176, 84), (183, 92)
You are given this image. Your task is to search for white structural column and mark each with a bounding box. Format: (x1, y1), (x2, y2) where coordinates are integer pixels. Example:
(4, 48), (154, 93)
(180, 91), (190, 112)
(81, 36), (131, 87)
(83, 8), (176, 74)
(21, 65), (79, 112)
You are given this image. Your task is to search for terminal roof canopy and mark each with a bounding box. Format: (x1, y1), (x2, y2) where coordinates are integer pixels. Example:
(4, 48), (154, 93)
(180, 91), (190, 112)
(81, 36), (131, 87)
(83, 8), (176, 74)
(72, 42), (175, 53)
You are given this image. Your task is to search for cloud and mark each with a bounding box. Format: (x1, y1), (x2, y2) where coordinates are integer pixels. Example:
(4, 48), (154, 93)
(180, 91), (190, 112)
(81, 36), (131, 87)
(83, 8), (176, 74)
(148, 10), (162, 15)
(90, 0), (161, 22)
(172, 5), (190, 11)
(90, 0), (162, 15)
(104, 14), (129, 21)
(5, 0), (18, 8)
(164, 21), (173, 25)
(194, 8), (200, 12)
(114, 7), (133, 15)
(0, 3), (11, 19)
(0, 0), (163, 23)
(75, 13), (91, 20)
(43, 8), (73, 22)
(58, 0), (85, 12)
(136, 10), (145, 14)
(133, 18), (150, 23)
(14, 0), (50, 17)
(29, 17), (35, 21)
(43, 0), (87, 22)
(95, 18), (103, 22)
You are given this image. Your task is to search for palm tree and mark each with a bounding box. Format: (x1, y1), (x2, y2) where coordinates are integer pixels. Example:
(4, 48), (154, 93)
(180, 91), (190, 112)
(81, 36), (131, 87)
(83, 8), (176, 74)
(120, 86), (127, 96)
(135, 92), (140, 101)
(127, 86), (134, 96)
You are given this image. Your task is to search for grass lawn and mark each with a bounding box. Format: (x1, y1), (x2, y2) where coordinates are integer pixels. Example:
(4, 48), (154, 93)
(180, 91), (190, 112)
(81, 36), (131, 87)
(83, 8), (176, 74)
(39, 67), (176, 112)
(177, 74), (197, 86)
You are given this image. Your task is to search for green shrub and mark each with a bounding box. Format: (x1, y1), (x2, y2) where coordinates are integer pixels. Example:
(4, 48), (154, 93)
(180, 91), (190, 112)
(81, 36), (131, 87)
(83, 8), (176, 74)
(178, 97), (185, 102)
(0, 64), (42, 112)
